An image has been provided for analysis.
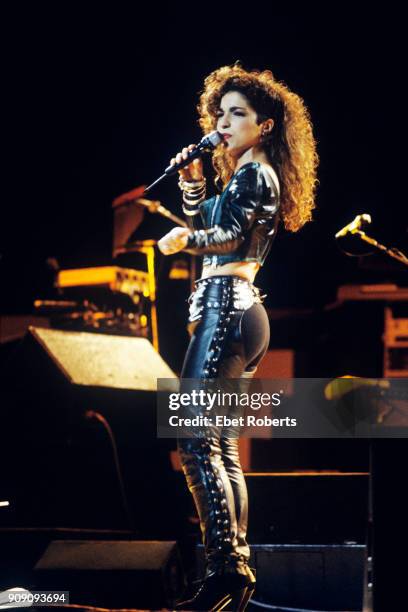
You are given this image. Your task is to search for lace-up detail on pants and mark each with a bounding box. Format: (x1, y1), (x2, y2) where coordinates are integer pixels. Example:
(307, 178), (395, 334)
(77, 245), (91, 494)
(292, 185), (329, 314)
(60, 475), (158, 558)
(178, 275), (270, 574)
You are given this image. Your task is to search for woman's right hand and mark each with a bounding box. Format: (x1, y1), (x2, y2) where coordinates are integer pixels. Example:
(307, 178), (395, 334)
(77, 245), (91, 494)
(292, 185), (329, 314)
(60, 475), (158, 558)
(170, 144), (204, 182)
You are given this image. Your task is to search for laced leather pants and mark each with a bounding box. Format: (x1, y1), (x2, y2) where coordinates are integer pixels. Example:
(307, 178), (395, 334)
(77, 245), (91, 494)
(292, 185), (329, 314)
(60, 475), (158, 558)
(178, 275), (270, 575)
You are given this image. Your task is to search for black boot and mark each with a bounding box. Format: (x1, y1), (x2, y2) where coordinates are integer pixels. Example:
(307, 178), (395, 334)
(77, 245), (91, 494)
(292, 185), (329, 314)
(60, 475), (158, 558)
(175, 559), (252, 611)
(225, 564), (256, 611)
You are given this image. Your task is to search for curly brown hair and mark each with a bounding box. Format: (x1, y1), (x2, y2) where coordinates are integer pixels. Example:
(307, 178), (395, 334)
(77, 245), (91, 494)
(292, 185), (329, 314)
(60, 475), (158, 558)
(197, 64), (319, 232)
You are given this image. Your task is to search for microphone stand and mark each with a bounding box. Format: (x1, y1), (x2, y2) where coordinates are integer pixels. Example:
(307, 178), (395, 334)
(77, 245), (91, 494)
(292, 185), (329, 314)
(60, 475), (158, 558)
(113, 189), (187, 229)
(354, 228), (408, 610)
(336, 225), (407, 610)
(352, 230), (408, 267)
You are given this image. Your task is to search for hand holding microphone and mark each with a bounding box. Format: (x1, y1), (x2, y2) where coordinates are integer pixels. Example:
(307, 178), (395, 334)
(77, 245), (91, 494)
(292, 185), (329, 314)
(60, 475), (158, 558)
(155, 131), (223, 255)
(158, 141), (207, 255)
(170, 144), (204, 182)
(144, 131), (222, 194)
(165, 131), (222, 178)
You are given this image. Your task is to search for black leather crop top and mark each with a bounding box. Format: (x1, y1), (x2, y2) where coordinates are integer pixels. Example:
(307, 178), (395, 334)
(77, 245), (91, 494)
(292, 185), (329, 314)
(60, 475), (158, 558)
(183, 161), (280, 267)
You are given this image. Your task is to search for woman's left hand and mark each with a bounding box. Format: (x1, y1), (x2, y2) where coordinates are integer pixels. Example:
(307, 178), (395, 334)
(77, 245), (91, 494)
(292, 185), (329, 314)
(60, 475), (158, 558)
(158, 227), (191, 255)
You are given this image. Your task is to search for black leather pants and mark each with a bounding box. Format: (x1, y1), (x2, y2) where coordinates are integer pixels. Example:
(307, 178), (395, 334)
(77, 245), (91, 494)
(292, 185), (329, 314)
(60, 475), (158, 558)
(178, 275), (270, 574)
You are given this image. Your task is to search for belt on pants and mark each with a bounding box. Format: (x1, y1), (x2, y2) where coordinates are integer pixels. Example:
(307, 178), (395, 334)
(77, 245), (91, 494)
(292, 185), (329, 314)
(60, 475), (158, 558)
(187, 275), (267, 324)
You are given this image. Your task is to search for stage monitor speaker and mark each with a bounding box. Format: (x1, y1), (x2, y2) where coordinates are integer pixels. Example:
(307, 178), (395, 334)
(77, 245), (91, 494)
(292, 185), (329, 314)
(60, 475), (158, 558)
(1, 327), (178, 529)
(2, 324), (177, 439)
(34, 539), (185, 609)
(28, 326), (176, 391)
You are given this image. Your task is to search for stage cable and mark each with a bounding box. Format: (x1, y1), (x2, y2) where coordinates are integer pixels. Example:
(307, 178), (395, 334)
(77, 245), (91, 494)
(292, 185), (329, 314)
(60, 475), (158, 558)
(85, 410), (136, 533)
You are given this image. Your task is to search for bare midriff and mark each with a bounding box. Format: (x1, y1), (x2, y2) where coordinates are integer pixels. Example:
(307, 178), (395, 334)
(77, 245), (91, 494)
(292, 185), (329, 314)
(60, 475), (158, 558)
(201, 261), (260, 283)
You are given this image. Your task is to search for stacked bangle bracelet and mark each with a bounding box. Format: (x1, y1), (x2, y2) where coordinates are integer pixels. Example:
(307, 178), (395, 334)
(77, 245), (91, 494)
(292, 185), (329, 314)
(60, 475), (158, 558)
(178, 177), (207, 210)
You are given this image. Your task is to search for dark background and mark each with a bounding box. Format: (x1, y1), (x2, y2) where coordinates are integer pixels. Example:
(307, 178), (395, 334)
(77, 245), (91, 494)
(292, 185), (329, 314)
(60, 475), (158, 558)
(1, 10), (407, 372)
(0, 13), (407, 606)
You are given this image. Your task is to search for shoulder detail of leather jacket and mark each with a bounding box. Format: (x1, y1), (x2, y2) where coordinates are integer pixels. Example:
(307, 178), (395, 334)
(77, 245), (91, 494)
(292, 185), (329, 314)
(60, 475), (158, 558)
(183, 162), (280, 265)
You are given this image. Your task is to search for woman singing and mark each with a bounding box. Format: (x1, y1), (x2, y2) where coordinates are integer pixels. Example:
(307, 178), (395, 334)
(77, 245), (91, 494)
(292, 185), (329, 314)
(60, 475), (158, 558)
(158, 64), (318, 611)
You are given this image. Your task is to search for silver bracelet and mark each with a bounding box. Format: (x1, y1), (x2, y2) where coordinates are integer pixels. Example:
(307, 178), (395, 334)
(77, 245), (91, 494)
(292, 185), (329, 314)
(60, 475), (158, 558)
(181, 190), (206, 202)
(183, 191), (205, 202)
(183, 200), (204, 210)
(182, 206), (200, 216)
(179, 176), (206, 212)
(178, 177), (206, 193)
(183, 193), (205, 207)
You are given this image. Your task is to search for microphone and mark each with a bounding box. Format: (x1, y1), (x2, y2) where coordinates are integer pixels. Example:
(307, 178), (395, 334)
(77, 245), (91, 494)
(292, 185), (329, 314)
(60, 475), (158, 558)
(144, 131), (223, 194)
(164, 131), (223, 176)
(335, 213), (372, 239)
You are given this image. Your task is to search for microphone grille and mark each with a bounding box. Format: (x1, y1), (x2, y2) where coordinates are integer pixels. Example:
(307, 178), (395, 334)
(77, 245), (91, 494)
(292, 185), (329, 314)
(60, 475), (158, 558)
(206, 131), (223, 147)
